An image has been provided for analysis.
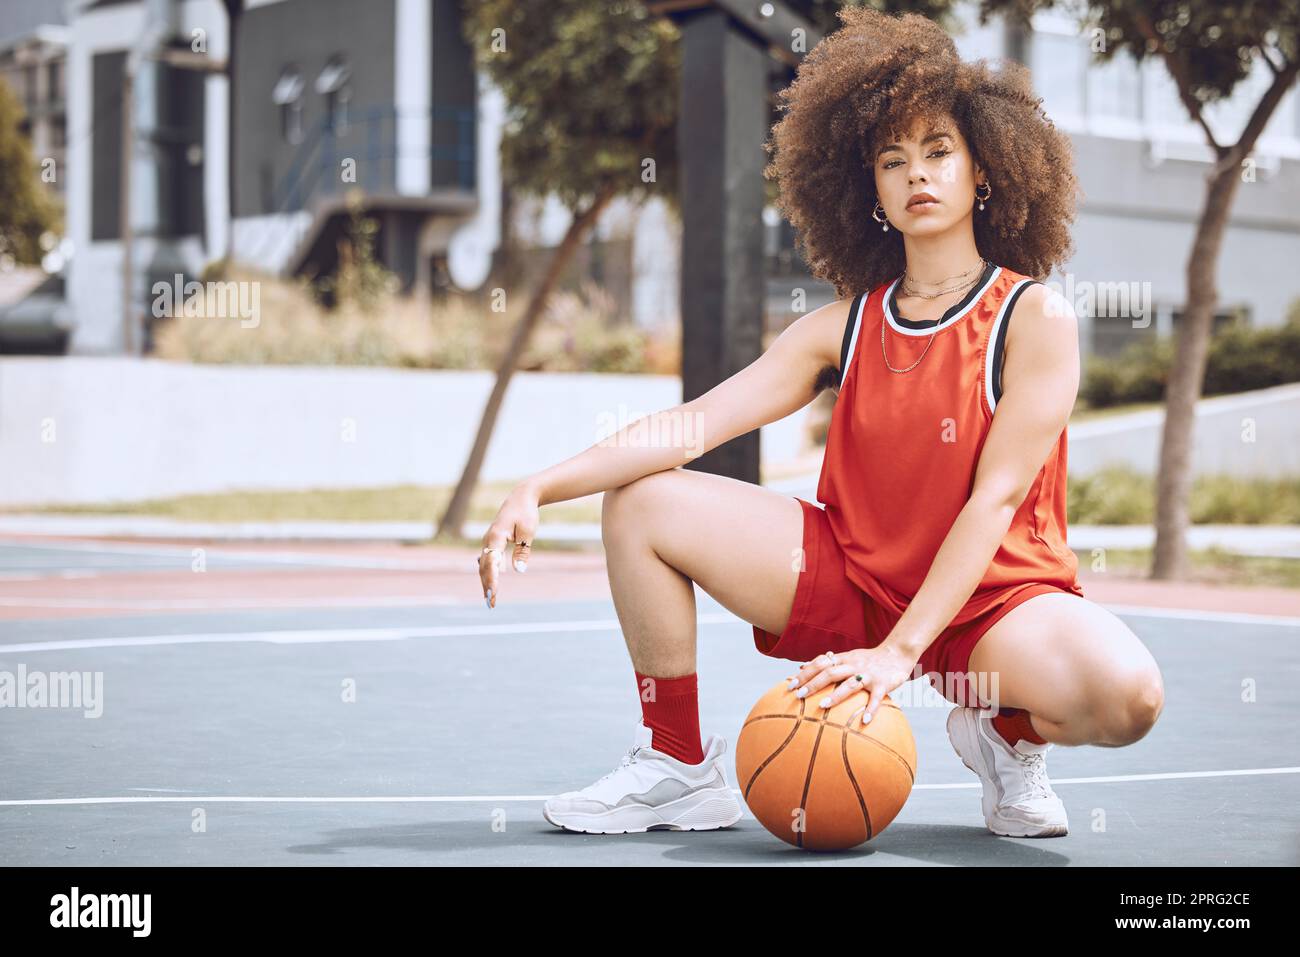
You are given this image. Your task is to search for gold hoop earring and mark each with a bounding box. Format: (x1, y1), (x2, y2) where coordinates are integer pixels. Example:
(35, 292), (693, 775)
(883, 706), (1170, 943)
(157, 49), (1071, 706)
(975, 182), (992, 211)
(872, 201), (890, 232)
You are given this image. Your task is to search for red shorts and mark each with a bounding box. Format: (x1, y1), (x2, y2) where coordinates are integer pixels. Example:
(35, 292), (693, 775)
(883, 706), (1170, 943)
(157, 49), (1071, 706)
(752, 498), (1071, 709)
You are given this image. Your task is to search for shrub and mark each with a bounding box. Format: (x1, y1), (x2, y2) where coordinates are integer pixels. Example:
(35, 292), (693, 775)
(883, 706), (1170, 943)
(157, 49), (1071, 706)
(1081, 300), (1300, 408)
(151, 267), (680, 373)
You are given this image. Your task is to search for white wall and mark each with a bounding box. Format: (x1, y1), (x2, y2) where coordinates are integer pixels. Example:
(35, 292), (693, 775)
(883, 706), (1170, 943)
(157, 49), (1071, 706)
(2, 358), (815, 506)
(1067, 382), (1300, 480)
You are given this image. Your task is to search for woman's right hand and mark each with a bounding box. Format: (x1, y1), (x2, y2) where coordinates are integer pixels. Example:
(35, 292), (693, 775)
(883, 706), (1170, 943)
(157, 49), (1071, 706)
(477, 481), (541, 609)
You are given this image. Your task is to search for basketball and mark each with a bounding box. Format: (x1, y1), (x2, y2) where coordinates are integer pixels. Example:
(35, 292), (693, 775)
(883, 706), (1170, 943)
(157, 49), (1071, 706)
(735, 677), (916, 851)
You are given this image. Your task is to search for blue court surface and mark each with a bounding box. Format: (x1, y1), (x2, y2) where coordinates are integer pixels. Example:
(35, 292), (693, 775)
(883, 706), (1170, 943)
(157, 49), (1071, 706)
(1, 539), (1297, 867)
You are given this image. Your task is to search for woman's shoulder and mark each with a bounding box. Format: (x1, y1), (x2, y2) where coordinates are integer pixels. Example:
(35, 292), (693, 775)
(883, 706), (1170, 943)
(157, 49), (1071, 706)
(991, 263), (1041, 288)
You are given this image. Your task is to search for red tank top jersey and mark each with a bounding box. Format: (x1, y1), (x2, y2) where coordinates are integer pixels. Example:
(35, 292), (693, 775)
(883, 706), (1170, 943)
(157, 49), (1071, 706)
(816, 261), (1084, 625)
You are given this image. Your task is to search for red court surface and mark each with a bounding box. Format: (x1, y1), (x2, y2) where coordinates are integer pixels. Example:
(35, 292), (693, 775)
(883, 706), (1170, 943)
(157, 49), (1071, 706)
(0, 534), (1295, 621)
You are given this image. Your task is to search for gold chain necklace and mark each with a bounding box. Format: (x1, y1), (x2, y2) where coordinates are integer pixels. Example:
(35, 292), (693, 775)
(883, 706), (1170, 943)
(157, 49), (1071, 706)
(900, 258), (986, 299)
(881, 264), (986, 374)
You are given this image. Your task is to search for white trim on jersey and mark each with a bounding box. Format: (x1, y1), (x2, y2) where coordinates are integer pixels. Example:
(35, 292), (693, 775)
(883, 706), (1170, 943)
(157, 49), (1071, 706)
(883, 265), (1003, 337)
(984, 278), (1036, 415)
(840, 292), (870, 386)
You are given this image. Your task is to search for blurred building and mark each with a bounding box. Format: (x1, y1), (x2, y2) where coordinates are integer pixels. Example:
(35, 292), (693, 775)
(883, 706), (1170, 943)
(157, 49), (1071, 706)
(764, 3), (1300, 357)
(0, 21), (68, 198)
(1, 0), (495, 354)
(227, 0), (482, 300)
(0, 4), (70, 354)
(2, 0), (1298, 358)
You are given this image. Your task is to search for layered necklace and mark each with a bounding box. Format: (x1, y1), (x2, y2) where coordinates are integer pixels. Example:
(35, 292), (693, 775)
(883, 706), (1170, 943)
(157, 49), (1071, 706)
(881, 258), (988, 374)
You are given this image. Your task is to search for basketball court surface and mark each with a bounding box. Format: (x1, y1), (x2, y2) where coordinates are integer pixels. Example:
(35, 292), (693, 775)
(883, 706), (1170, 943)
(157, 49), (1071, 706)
(1, 534), (1297, 866)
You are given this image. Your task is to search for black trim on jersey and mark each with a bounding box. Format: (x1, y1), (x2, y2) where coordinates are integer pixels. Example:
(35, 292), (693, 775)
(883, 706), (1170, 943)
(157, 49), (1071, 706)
(889, 260), (997, 329)
(832, 293), (864, 389)
(990, 280), (1042, 404)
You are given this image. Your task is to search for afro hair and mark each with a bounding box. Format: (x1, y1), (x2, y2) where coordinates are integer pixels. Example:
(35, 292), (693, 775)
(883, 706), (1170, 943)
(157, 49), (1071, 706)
(764, 6), (1081, 298)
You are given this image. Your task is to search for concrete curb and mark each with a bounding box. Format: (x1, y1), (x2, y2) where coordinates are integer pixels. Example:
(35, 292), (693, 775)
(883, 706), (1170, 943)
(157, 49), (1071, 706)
(0, 513), (1297, 557)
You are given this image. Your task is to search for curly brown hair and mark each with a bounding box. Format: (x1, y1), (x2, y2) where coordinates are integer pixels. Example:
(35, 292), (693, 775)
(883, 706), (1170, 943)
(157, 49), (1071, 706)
(764, 6), (1080, 299)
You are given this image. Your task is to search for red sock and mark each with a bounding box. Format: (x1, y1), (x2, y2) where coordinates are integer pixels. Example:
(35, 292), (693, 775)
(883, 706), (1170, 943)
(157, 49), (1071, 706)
(634, 670), (705, 765)
(991, 707), (1048, 747)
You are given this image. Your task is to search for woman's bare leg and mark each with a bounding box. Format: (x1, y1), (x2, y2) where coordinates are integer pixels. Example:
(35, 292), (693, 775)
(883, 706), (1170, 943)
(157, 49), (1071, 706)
(601, 467), (808, 677)
(966, 592), (1166, 747)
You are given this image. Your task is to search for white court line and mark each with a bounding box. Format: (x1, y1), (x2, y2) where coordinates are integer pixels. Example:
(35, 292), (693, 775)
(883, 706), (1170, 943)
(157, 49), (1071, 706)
(2, 604), (1297, 655)
(0, 571), (102, 581)
(7, 598), (1288, 621)
(0, 538), (438, 571)
(1102, 604), (1300, 627)
(0, 615), (738, 654)
(0, 595), (458, 610)
(2, 766), (1297, 807)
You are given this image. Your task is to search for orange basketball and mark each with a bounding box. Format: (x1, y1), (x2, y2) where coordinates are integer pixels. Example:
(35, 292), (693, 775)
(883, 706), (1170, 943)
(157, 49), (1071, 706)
(735, 677), (916, 851)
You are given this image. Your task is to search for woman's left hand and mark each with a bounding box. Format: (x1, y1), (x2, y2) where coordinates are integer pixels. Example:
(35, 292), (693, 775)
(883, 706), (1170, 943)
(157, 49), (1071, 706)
(786, 644), (920, 726)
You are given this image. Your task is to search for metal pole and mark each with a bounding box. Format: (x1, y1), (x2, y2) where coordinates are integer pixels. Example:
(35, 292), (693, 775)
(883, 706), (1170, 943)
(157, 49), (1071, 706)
(676, 8), (767, 484)
(120, 60), (136, 354)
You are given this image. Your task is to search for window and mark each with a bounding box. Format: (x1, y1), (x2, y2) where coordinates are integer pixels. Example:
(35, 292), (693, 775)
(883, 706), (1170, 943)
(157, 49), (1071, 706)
(316, 55), (351, 135)
(159, 56), (206, 238)
(1031, 31), (1085, 125)
(46, 60), (62, 104)
(1142, 59), (1197, 134)
(1091, 304), (1245, 358)
(272, 65), (304, 144)
(91, 51), (126, 241)
(1086, 47), (1140, 123)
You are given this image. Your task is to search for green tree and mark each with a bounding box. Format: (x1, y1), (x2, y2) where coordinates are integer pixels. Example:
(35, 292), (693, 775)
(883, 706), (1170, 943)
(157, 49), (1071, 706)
(982, 0), (1300, 580)
(437, 0), (958, 540)
(0, 76), (60, 264)
(437, 0), (682, 539)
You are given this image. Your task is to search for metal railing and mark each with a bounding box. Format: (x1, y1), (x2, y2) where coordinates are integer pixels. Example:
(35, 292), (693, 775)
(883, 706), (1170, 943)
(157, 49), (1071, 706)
(268, 103), (476, 214)
(237, 102), (476, 272)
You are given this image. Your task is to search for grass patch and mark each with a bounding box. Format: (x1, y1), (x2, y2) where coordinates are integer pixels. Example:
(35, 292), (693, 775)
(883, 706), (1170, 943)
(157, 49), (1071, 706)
(7, 484), (605, 527)
(10, 468), (1296, 532)
(1068, 400), (1164, 423)
(1080, 547), (1300, 589)
(1069, 468), (1300, 525)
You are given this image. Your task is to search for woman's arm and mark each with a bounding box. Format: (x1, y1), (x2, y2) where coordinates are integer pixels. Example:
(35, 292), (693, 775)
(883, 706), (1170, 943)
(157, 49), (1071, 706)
(477, 298), (850, 606)
(524, 298), (851, 506)
(883, 284), (1080, 659)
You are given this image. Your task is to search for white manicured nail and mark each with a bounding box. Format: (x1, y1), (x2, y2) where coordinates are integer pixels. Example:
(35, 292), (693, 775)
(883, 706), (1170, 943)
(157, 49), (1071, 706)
(819, 697), (831, 708)
(514, 560), (526, 573)
(795, 687), (806, 698)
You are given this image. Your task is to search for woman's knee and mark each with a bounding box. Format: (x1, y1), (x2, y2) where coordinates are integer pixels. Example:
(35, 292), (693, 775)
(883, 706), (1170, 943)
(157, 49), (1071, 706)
(1095, 666), (1165, 746)
(601, 470), (678, 538)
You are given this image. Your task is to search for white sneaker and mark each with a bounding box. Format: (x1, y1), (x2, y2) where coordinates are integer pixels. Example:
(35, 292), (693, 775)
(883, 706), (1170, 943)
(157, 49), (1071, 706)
(946, 707), (1069, 838)
(542, 721), (744, 834)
